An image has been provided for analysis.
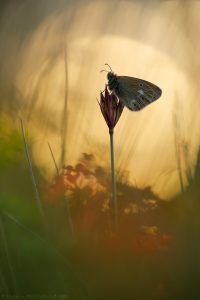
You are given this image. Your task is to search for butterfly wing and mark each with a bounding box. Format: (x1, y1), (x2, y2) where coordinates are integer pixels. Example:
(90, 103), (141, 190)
(115, 76), (162, 111)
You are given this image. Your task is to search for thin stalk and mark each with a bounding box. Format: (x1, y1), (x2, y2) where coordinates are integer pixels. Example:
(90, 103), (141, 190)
(47, 142), (74, 236)
(65, 195), (74, 236)
(47, 142), (59, 176)
(20, 119), (46, 224)
(0, 268), (8, 293)
(173, 113), (185, 193)
(109, 128), (118, 230)
(2, 211), (45, 244)
(60, 44), (68, 166)
(0, 215), (17, 293)
(60, 44), (74, 236)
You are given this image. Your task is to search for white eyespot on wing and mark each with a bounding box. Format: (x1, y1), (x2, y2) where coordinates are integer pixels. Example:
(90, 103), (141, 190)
(117, 76), (162, 110)
(131, 99), (137, 104)
(138, 89), (145, 95)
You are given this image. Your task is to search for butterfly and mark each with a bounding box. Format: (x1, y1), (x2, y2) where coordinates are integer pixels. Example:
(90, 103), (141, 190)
(102, 64), (162, 111)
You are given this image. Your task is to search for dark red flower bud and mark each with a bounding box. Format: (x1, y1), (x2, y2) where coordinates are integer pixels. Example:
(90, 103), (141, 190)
(99, 85), (124, 131)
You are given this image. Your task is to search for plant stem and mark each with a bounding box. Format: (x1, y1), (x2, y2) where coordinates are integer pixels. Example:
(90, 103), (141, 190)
(60, 44), (68, 166)
(173, 113), (185, 193)
(47, 142), (74, 236)
(0, 215), (17, 293)
(65, 196), (74, 236)
(47, 142), (59, 176)
(109, 128), (118, 230)
(20, 119), (46, 225)
(60, 45), (74, 236)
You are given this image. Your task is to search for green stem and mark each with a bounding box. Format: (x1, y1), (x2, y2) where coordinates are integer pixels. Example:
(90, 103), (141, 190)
(20, 119), (46, 227)
(47, 142), (59, 176)
(65, 196), (74, 236)
(0, 215), (17, 293)
(109, 128), (118, 230)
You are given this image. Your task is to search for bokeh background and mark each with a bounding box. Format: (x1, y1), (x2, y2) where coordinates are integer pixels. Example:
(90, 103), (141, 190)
(0, 0), (200, 299)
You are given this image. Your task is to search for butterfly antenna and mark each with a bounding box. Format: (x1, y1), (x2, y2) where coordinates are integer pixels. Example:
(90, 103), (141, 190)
(105, 63), (113, 72)
(100, 69), (108, 73)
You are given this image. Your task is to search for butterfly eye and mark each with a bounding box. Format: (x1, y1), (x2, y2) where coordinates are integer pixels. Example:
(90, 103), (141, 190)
(139, 83), (143, 87)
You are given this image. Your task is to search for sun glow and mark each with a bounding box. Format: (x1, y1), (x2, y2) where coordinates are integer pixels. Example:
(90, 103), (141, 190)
(8, 0), (200, 199)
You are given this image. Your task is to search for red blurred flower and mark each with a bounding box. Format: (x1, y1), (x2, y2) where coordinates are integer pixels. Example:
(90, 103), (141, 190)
(159, 233), (172, 250)
(99, 85), (124, 132)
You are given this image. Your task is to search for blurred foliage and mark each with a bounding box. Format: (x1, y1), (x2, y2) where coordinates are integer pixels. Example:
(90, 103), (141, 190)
(0, 116), (200, 299)
(0, 117), (88, 299)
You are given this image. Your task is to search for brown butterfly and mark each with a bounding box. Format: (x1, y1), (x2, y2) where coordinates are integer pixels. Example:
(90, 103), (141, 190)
(102, 64), (162, 111)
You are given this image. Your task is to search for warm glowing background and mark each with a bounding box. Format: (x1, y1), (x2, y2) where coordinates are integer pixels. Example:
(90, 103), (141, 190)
(1, 0), (199, 199)
(1, 1), (200, 299)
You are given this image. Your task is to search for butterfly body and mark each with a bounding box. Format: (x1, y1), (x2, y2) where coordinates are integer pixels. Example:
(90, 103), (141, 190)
(107, 71), (162, 111)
